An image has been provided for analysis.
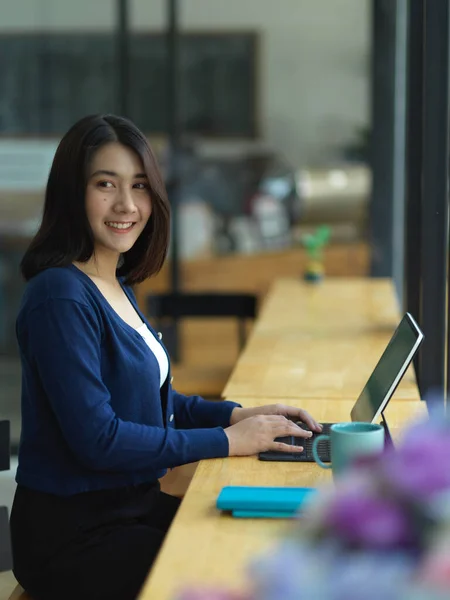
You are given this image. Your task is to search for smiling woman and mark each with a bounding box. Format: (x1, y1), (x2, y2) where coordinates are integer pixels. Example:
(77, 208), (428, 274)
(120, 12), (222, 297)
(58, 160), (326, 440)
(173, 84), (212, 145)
(10, 114), (321, 600)
(20, 114), (170, 286)
(79, 142), (153, 278)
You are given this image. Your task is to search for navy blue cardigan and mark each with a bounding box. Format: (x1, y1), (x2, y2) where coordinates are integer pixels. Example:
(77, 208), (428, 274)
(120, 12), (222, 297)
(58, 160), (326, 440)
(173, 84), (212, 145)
(15, 265), (240, 496)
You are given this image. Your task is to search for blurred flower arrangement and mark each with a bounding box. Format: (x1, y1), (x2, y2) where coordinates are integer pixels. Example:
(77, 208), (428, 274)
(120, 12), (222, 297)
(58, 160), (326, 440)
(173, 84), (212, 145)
(177, 411), (450, 600)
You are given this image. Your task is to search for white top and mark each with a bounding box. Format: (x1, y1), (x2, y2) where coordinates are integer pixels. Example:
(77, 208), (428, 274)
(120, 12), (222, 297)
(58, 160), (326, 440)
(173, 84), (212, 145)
(136, 323), (169, 388)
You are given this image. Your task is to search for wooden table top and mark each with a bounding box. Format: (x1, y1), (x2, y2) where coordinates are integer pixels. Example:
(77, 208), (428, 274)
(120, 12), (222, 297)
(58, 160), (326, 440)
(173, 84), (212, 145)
(223, 278), (420, 401)
(252, 277), (401, 332)
(139, 396), (427, 600)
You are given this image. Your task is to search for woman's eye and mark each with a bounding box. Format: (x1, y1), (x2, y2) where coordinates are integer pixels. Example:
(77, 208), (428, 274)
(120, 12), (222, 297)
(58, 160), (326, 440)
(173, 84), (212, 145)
(134, 182), (149, 190)
(98, 181), (113, 188)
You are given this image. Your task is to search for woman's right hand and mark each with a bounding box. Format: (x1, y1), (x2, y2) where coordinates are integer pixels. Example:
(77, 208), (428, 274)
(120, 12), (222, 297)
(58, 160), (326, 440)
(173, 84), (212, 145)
(224, 415), (313, 456)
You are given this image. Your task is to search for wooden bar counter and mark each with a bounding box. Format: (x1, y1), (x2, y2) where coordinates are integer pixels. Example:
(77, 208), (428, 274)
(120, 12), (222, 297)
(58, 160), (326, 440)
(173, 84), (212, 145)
(223, 278), (420, 401)
(138, 396), (427, 600)
(139, 276), (424, 599)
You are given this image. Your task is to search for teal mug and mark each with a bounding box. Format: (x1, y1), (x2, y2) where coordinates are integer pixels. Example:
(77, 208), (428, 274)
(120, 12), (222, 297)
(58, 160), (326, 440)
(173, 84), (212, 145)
(312, 422), (385, 478)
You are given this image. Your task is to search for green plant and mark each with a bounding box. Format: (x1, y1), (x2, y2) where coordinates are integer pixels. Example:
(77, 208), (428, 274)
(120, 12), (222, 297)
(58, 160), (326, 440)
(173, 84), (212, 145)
(303, 225), (331, 262)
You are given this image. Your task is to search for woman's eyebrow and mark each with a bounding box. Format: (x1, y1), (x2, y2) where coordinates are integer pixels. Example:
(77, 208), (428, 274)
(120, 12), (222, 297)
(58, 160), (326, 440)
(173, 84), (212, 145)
(90, 169), (147, 179)
(90, 169), (117, 178)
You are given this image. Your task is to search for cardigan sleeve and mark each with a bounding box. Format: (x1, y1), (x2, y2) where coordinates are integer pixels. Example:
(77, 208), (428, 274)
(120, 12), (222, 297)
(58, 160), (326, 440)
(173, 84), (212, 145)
(171, 391), (241, 429)
(23, 299), (230, 472)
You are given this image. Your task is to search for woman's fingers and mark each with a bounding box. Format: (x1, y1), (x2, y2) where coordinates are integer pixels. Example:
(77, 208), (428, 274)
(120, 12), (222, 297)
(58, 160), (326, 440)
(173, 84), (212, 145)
(272, 440), (304, 453)
(270, 417), (313, 439)
(266, 405), (322, 433)
(297, 409), (322, 432)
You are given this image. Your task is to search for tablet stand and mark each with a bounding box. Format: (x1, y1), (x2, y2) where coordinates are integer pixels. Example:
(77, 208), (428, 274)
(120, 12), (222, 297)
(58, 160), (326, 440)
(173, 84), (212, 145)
(380, 412), (394, 449)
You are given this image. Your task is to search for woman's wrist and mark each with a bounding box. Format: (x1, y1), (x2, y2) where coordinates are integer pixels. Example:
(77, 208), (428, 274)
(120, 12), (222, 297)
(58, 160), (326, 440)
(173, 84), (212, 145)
(230, 407), (246, 425)
(230, 407), (255, 425)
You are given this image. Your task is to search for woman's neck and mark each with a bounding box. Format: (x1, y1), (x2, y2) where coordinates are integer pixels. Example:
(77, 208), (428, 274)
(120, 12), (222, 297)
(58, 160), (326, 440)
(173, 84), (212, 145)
(73, 252), (120, 285)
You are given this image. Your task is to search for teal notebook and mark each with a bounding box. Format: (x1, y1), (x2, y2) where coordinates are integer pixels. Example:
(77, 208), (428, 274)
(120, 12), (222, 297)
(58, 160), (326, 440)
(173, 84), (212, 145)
(232, 510), (298, 519)
(216, 486), (316, 518)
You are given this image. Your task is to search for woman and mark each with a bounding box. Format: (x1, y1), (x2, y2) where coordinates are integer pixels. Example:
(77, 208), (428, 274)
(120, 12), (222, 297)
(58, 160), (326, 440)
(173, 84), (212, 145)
(10, 114), (321, 600)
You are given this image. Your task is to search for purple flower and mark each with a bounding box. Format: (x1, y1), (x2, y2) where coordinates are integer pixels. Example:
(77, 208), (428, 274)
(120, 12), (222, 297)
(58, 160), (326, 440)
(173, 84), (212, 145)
(324, 490), (416, 550)
(250, 541), (417, 600)
(382, 422), (450, 500)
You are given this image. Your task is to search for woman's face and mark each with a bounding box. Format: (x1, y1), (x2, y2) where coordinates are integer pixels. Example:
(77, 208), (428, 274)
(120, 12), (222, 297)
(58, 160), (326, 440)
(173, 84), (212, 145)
(85, 142), (152, 258)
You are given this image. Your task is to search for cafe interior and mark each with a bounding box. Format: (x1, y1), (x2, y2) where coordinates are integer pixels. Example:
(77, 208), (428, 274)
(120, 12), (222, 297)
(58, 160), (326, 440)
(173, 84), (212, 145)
(0, 1), (449, 599)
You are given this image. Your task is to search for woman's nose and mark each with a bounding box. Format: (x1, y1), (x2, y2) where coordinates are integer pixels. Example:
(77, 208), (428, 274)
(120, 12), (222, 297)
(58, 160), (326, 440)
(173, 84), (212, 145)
(115, 188), (137, 213)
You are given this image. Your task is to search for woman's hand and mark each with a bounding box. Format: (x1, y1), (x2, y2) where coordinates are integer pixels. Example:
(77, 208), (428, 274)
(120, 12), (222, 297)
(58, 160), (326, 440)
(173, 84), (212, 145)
(230, 404), (322, 433)
(224, 414), (316, 457)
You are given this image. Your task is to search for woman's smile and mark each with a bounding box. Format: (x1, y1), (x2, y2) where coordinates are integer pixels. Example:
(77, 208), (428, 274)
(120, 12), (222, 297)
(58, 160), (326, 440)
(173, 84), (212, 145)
(104, 220), (137, 233)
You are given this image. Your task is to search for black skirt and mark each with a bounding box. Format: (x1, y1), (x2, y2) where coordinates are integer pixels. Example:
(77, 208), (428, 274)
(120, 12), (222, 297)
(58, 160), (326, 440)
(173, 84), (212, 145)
(10, 482), (180, 600)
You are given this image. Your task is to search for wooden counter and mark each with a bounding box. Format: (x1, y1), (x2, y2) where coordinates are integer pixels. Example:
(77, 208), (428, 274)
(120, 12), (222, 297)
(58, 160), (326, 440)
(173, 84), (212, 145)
(223, 278), (420, 401)
(139, 396), (427, 600)
(139, 276), (423, 599)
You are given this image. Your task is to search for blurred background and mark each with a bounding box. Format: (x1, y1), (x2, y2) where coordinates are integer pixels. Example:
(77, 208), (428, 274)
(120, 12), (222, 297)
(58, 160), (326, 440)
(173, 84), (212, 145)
(0, 1), (372, 458)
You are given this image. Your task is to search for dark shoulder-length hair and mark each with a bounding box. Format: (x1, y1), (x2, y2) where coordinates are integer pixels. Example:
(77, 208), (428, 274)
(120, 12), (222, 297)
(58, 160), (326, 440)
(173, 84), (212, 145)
(20, 114), (170, 285)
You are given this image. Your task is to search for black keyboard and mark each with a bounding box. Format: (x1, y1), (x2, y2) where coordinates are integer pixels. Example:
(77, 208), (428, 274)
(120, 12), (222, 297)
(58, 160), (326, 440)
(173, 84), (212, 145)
(260, 422), (332, 462)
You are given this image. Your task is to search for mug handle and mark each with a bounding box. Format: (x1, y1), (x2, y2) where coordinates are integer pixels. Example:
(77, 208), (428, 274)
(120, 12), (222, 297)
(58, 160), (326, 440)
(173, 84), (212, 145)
(312, 434), (332, 469)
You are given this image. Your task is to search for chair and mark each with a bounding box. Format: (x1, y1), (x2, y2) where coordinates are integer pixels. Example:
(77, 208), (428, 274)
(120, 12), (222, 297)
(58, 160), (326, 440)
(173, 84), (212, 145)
(1, 423), (25, 600)
(0, 420), (12, 578)
(147, 292), (257, 361)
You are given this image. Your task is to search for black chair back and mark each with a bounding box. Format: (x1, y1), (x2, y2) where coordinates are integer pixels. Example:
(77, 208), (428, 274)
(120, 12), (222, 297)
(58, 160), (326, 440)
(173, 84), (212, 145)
(147, 292), (257, 360)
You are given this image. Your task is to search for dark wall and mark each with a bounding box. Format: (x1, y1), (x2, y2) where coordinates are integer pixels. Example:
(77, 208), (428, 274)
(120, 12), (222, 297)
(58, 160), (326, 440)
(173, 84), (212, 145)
(0, 32), (258, 137)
